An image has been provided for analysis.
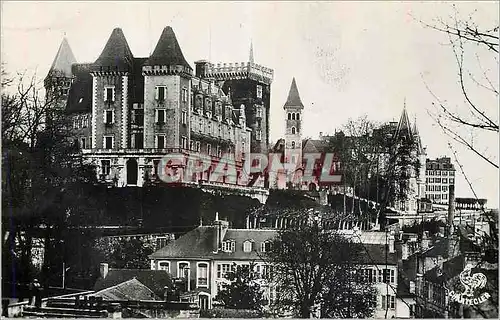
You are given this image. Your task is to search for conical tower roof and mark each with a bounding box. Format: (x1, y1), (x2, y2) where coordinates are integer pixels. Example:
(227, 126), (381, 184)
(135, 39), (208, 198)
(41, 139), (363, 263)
(94, 28), (134, 71)
(394, 106), (413, 139)
(284, 78), (304, 109)
(46, 38), (77, 79)
(145, 26), (192, 70)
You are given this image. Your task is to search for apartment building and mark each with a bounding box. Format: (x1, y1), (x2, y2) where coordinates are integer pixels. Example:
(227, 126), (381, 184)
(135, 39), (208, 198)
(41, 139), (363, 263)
(425, 157), (456, 204)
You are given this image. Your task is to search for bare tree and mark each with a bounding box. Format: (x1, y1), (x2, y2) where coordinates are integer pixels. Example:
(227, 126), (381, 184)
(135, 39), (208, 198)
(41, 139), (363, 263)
(418, 5), (499, 168)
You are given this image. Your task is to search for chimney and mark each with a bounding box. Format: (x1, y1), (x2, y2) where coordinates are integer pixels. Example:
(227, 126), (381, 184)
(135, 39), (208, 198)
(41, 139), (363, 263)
(388, 231), (395, 253)
(212, 212), (229, 253)
(194, 60), (209, 78)
(100, 263), (109, 279)
(447, 185), (455, 235)
(421, 231), (430, 250)
(402, 243), (409, 260)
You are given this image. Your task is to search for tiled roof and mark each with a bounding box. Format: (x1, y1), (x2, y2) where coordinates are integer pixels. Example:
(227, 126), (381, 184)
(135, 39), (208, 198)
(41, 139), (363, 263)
(93, 278), (160, 301)
(66, 63), (92, 114)
(393, 107), (413, 139)
(46, 37), (77, 79)
(93, 268), (172, 297)
(357, 243), (397, 265)
(150, 226), (278, 261)
(94, 28), (134, 71)
(302, 139), (329, 153)
(145, 26), (192, 70)
(284, 78), (304, 108)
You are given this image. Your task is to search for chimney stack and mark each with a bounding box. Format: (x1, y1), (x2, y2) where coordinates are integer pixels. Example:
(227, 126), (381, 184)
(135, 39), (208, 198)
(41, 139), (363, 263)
(388, 231), (395, 253)
(212, 212), (229, 253)
(448, 185), (455, 235)
(100, 263), (109, 279)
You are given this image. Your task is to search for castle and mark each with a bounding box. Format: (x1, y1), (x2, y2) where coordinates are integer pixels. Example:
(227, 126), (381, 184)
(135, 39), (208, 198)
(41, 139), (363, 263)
(44, 27), (273, 191)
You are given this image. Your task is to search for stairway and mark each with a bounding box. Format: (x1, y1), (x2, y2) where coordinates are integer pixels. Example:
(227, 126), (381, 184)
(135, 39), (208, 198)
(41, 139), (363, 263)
(22, 298), (108, 318)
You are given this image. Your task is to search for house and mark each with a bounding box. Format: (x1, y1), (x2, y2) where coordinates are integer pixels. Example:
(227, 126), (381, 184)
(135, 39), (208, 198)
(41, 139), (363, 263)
(149, 215), (278, 310)
(149, 216), (412, 318)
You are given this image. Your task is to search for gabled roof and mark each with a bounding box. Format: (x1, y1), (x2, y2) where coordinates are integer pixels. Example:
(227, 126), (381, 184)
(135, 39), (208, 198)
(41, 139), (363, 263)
(93, 268), (172, 297)
(66, 63), (92, 114)
(46, 37), (77, 79)
(284, 78), (304, 109)
(94, 28), (134, 71)
(302, 139), (329, 153)
(145, 26), (192, 70)
(93, 278), (160, 301)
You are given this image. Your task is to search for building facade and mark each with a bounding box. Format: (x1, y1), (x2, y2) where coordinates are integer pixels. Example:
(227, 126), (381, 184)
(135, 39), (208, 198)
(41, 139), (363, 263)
(149, 217), (412, 317)
(425, 157), (456, 204)
(45, 26), (273, 190)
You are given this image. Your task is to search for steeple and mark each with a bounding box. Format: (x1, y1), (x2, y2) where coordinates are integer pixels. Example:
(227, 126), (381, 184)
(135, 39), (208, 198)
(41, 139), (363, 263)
(284, 78), (304, 109)
(249, 40), (254, 64)
(46, 37), (77, 80)
(394, 103), (413, 139)
(94, 28), (134, 71)
(145, 26), (192, 71)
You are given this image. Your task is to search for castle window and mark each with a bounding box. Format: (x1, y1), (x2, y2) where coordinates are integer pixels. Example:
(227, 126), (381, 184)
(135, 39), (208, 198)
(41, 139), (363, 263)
(153, 159), (160, 177)
(156, 135), (166, 149)
(256, 105), (263, 118)
(291, 141), (295, 149)
(292, 113), (296, 120)
(104, 86), (115, 103)
(256, 129), (262, 141)
(288, 113), (292, 120)
(131, 133), (143, 149)
(296, 113), (300, 120)
(81, 137), (86, 149)
(291, 126), (296, 134)
(256, 85), (263, 99)
(243, 240), (253, 253)
(181, 136), (188, 149)
(104, 136), (114, 149)
(181, 110), (187, 125)
(104, 110), (114, 125)
(101, 160), (111, 176)
(216, 146), (222, 158)
(182, 87), (188, 103)
(195, 141), (201, 152)
(155, 86), (166, 101)
(156, 109), (166, 124)
(207, 144), (212, 156)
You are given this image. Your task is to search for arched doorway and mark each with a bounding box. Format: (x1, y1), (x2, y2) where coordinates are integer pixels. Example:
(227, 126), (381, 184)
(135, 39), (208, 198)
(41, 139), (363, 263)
(127, 159), (138, 185)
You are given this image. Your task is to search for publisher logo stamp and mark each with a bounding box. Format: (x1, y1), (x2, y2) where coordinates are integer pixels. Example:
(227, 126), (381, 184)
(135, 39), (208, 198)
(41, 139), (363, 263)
(449, 265), (490, 305)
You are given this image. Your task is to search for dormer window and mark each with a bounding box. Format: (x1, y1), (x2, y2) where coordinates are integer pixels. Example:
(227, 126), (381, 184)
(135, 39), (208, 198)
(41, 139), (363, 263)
(256, 85), (263, 99)
(243, 240), (253, 253)
(104, 86), (115, 103)
(261, 241), (272, 252)
(155, 86), (167, 102)
(222, 240), (235, 252)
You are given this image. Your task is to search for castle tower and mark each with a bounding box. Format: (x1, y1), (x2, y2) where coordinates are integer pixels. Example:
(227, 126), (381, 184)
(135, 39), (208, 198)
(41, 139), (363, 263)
(392, 104), (419, 215)
(44, 37), (77, 105)
(142, 26), (193, 151)
(90, 28), (134, 151)
(283, 78), (304, 179)
(194, 41), (274, 155)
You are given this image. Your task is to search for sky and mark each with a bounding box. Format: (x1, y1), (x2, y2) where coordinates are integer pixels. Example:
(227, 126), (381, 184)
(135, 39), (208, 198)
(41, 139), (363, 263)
(2, 1), (499, 207)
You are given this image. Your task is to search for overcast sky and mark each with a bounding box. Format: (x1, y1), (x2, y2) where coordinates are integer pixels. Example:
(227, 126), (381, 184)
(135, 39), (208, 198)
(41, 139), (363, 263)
(2, 1), (498, 207)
